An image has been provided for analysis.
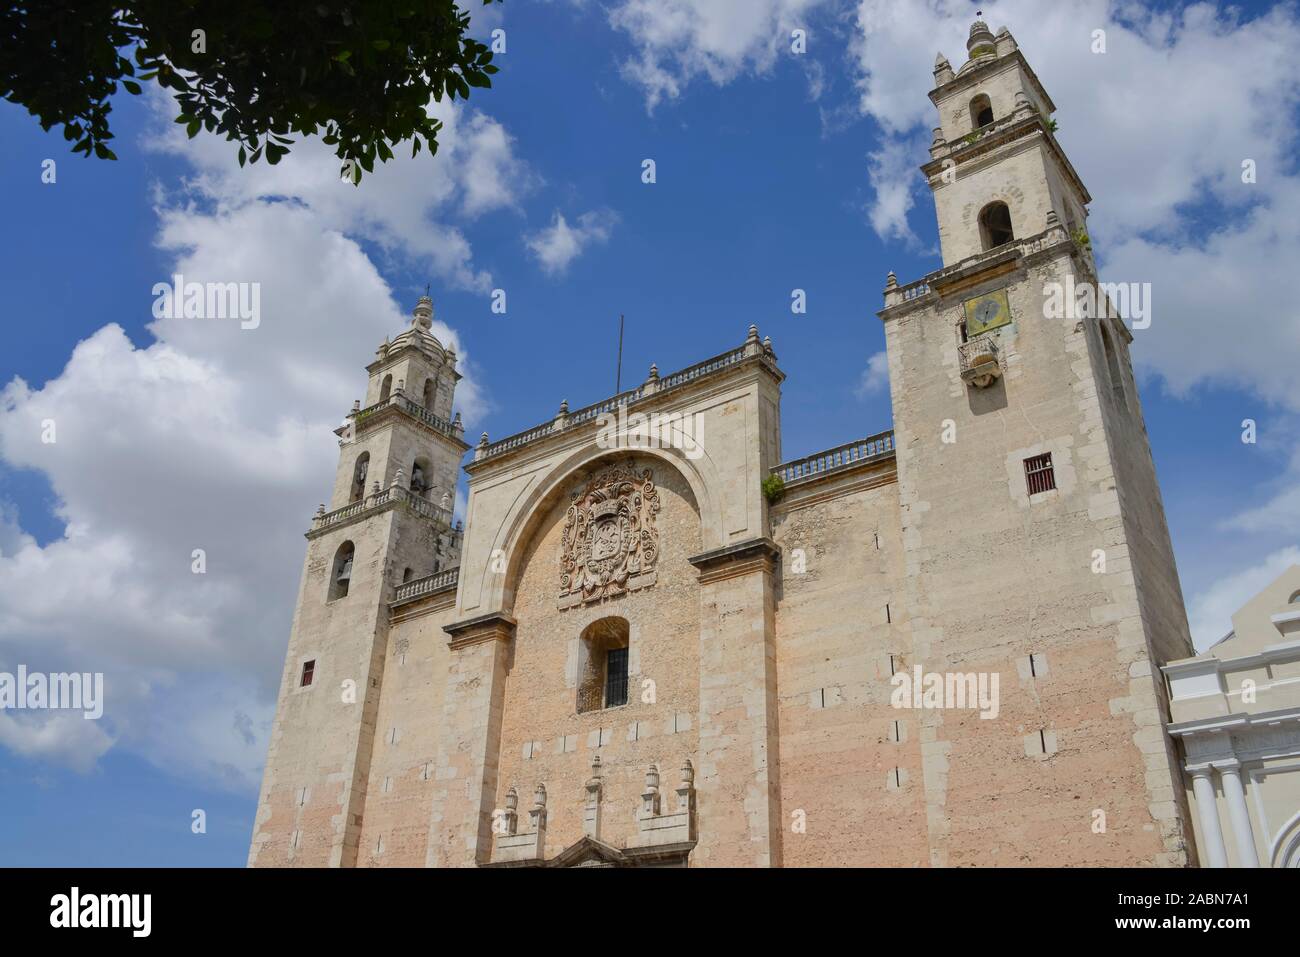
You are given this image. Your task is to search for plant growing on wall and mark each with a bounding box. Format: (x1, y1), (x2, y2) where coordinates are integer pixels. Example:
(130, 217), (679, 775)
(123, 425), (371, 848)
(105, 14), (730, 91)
(762, 474), (786, 504)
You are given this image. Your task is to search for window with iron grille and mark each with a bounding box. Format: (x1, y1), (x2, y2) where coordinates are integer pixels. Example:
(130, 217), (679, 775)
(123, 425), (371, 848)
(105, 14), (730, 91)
(301, 659), (316, 687)
(577, 618), (630, 714)
(604, 647), (629, 708)
(1024, 453), (1056, 495)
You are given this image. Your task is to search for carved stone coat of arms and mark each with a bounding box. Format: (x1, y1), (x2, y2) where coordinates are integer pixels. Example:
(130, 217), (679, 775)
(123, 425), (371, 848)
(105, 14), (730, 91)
(559, 463), (661, 608)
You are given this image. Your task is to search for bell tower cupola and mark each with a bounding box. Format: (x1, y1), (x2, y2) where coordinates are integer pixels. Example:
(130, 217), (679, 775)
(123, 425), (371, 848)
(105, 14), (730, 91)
(923, 16), (1092, 267)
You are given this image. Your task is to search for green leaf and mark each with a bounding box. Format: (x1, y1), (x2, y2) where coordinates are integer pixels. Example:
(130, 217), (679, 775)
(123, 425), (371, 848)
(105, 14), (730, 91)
(121, 80), (143, 95)
(93, 143), (118, 160)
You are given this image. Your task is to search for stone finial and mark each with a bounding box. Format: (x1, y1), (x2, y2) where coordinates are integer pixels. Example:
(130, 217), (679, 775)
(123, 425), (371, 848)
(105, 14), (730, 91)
(412, 294), (434, 330)
(647, 362), (659, 380)
(558, 399), (569, 414)
(393, 466), (406, 489)
(1045, 209), (1060, 228)
(451, 411), (464, 436)
(477, 432), (489, 449)
(502, 786), (519, 836)
(352, 398), (361, 412)
(931, 127), (945, 148)
(583, 756), (604, 838)
(395, 378), (405, 395)
(316, 503), (326, 517)
(743, 324), (762, 357)
(376, 337), (389, 361)
(679, 758), (694, 789)
(762, 335), (772, 351)
(532, 783), (547, 809)
(885, 270), (898, 290)
(641, 764), (661, 818)
(371, 480), (380, 496)
(967, 16), (995, 56)
(440, 491), (451, 510)
(933, 52), (954, 84)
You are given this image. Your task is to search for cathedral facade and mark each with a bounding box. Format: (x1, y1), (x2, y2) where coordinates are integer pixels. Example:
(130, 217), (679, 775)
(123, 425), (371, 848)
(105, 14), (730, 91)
(249, 18), (1198, 868)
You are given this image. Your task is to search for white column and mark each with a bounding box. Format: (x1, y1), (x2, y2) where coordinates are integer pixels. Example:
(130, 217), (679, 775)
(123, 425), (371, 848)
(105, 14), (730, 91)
(1191, 767), (1228, 868)
(1217, 763), (1260, 868)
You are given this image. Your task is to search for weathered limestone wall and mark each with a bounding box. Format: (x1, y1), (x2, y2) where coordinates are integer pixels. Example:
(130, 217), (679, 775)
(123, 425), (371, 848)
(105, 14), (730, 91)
(355, 590), (458, 867)
(881, 246), (1191, 866)
(248, 514), (397, 867)
(770, 467), (930, 866)
(491, 457), (701, 858)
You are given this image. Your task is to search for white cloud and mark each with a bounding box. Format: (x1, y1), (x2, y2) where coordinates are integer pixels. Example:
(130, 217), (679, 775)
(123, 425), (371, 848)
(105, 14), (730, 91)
(525, 209), (619, 275)
(0, 711), (113, 775)
(855, 350), (890, 397)
(0, 97), (521, 787)
(607, 0), (833, 110)
(146, 93), (534, 293)
(865, 135), (928, 248)
(1187, 546), (1300, 651)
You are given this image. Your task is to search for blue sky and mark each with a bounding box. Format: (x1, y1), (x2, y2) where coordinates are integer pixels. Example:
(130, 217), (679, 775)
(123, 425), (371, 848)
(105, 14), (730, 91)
(1, 0), (1299, 866)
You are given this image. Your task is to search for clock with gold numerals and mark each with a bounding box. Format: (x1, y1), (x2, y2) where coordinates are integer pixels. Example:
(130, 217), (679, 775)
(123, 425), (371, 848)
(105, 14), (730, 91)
(963, 288), (1012, 336)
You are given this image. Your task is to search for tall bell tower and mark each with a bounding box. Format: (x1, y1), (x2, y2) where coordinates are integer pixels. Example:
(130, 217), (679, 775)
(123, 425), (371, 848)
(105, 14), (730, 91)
(249, 295), (469, 867)
(877, 17), (1196, 866)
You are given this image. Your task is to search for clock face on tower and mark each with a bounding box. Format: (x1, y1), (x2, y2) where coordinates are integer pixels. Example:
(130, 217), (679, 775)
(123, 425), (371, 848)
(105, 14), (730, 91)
(963, 288), (1012, 336)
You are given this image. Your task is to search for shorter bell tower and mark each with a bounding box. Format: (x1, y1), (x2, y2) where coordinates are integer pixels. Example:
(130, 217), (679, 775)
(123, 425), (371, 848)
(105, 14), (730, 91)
(249, 295), (469, 867)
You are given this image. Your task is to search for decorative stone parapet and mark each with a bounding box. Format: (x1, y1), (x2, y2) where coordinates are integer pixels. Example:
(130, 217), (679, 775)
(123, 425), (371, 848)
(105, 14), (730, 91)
(631, 760), (695, 848)
(491, 783), (548, 864)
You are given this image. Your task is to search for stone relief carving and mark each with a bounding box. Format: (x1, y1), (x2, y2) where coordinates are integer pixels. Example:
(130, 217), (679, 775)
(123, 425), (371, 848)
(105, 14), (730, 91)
(559, 462), (661, 608)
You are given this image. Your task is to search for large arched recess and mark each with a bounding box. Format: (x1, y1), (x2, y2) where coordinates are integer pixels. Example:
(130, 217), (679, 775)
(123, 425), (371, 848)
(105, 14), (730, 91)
(483, 441), (720, 617)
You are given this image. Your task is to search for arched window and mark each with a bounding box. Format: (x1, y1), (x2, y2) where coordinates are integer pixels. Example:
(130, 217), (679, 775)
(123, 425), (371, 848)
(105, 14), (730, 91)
(329, 541), (355, 601)
(410, 456), (431, 498)
(978, 201), (1014, 250)
(1100, 322), (1126, 405)
(422, 377), (436, 411)
(349, 452), (370, 504)
(970, 93), (994, 129)
(577, 617), (630, 713)
(1288, 589), (1300, 605)
(379, 374), (393, 402)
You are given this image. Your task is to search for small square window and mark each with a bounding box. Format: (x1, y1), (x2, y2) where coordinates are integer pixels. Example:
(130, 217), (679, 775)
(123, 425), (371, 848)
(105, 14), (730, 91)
(1024, 453), (1056, 496)
(300, 659), (316, 687)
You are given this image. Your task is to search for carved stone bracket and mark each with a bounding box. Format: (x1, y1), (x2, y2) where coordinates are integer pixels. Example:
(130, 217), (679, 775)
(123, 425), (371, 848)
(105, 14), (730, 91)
(687, 537), (780, 585)
(443, 611), (517, 650)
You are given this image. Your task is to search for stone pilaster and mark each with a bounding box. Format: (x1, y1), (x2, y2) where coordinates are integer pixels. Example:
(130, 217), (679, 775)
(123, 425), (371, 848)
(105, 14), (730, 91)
(425, 611), (515, 867)
(688, 538), (782, 866)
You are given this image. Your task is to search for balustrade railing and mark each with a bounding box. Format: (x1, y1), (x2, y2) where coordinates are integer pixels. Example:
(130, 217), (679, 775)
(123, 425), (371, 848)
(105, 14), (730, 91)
(772, 430), (895, 484)
(392, 567), (459, 605)
(478, 344), (761, 461)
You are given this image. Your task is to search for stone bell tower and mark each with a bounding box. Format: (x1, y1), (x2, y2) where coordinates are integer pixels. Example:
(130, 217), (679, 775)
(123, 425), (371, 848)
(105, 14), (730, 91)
(248, 295), (469, 867)
(877, 17), (1196, 866)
